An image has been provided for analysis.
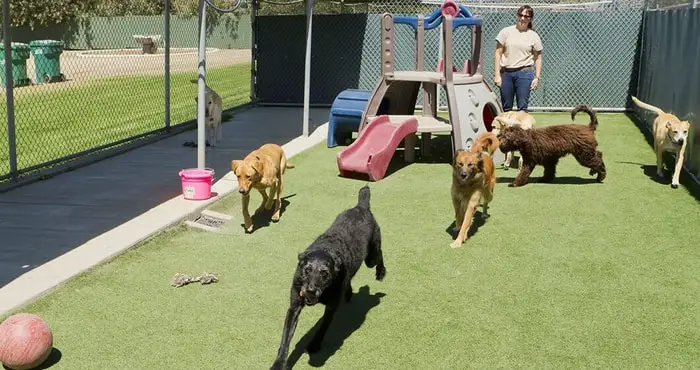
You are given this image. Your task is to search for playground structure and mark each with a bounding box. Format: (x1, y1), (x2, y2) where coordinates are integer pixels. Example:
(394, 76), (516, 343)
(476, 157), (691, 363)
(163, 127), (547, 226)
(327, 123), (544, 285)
(334, 0), (504, 182)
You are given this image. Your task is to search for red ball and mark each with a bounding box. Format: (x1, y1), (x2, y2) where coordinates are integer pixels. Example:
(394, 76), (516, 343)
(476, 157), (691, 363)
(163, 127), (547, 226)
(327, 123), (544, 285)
(441, 0), (460, 17)
(0, 313), (53, 370)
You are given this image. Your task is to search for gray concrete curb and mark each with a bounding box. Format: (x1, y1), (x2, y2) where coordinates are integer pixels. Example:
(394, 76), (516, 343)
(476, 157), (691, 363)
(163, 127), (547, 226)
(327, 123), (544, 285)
(0, 123), (329, 317)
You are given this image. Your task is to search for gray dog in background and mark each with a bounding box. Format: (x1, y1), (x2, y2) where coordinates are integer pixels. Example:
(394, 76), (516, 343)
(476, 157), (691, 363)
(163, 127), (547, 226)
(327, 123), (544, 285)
(270, 185), (386, 370)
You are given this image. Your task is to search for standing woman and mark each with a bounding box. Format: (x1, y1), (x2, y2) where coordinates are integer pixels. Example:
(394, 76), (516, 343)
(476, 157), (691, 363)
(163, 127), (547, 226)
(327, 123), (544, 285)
(493, 5), (543, 112)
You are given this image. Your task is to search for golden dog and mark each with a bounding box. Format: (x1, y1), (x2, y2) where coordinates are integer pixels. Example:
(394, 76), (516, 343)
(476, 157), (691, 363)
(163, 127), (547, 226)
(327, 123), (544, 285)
(450, 148), (496, 248)
(492, 110), (536, 170)
(231, 143), (295, 233)
(192, 79), (224, 147)
(631, 96), (690, 189)
(470, 132), (500, 156)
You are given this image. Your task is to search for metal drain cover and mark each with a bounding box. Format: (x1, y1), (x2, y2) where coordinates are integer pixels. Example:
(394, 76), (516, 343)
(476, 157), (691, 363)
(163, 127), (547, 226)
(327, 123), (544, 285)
(194, 214), (226, 228)
(185, 210), (232, 233)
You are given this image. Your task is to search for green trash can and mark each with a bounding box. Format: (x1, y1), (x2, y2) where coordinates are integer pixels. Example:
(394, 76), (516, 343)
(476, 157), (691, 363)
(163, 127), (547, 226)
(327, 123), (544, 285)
(29, 39), (66, 84)
(0, 42), (32, 88)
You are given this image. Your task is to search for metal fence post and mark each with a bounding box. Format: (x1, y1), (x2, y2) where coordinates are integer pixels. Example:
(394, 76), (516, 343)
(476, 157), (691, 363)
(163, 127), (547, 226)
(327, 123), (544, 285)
(250, 0), (258, 102)
(2, 0), (17, 180)
(197, 0), (208, 169)
(164, 0), (171, 129)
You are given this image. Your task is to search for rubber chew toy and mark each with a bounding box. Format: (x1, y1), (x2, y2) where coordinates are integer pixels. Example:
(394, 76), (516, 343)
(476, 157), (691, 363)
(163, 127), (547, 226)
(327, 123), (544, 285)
(171, 272), (219, 287)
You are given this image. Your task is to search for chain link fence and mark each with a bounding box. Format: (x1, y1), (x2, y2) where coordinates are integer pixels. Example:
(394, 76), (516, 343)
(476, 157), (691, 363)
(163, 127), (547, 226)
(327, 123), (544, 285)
(254, 0), (644, 111)
(1, 1), (252, 190)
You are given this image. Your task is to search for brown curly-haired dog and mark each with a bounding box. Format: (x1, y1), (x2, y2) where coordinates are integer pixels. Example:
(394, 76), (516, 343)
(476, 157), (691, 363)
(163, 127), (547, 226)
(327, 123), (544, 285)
(496, 104), (606, 187)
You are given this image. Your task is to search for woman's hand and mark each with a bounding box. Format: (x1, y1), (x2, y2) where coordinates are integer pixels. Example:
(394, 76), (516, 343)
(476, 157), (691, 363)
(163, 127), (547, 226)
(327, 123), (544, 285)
(530, 77), (539, 90)
(494, 75), (502, 87)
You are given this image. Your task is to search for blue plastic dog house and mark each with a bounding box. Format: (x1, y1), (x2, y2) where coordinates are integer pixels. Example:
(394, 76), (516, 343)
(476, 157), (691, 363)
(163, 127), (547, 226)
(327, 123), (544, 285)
(327, 89), (390, 147)
(327, 89), (372, 147)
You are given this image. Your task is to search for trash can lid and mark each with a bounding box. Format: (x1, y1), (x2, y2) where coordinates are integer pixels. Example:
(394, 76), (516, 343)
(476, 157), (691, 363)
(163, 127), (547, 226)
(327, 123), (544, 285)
(0, 42), (31, 51)
(29, 40), (64, 47)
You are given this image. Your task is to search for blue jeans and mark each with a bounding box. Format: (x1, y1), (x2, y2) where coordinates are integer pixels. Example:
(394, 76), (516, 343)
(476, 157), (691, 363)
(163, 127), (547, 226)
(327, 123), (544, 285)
(499, 67), (535, 111)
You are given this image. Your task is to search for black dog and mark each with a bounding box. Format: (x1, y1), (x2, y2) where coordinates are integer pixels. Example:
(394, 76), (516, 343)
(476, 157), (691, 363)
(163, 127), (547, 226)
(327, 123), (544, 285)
(270, 185), (386, 369)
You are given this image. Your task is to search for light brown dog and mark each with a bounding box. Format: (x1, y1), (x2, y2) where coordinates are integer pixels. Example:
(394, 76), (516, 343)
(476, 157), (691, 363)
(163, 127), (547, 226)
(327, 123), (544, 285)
(231, 143), (295, 233)
(631, 96), (691, 189)
(470, 132), (500, 156)
(192, 79), (224, 147)
(492, 110), (536, 170)
(450, 148), (496, 248)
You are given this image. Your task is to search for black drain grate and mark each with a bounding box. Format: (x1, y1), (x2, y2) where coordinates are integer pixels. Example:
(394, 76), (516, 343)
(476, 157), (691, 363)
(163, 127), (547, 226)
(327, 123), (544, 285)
(193, 214), (226, 229)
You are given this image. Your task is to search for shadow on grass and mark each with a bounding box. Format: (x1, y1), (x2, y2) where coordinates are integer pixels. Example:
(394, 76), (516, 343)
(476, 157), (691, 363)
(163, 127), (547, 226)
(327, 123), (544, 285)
(336, 134), (453, 182)
(445, 210), (488, 240)
(496, 175), (600, 185)
(617, 161), (670, 186)
(286, 285), (386, 368)
(238, 194), (296, 233)
(3, 347), (62, 369)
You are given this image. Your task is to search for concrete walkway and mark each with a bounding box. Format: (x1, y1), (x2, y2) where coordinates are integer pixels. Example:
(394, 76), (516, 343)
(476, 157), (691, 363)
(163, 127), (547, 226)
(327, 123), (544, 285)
(0, 106), (330, 315)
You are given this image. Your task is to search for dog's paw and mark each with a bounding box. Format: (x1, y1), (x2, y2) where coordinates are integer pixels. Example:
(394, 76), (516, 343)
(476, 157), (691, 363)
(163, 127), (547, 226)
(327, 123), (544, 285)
(307, 339), (323, 354)
(450, 241), (463, 249)
(244, 224), (254, 233)
(671, 183), (679, 189)
(271, 213), (281, 222)
(508, 182), (518, 187)
(376, 265), (386, 281)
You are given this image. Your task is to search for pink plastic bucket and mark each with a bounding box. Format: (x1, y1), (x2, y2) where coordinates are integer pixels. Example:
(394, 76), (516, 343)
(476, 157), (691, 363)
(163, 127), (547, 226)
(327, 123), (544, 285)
(178, 168), (215, 200)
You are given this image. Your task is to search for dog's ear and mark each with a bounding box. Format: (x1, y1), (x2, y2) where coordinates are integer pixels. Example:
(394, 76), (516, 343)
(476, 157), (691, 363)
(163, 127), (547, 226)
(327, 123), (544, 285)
(231, 159), (242, 173)
(297, 252), (305, 262)
(476, 151), (485, 169)
(453, 149), (464, 166)
(666, 121), (672, 129)
(251, 156), (264, 175)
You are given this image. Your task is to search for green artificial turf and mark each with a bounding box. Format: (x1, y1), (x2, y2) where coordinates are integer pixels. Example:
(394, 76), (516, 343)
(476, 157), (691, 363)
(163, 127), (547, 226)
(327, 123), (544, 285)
(0, 63), (250, 175)
(5, 112), (700, 369)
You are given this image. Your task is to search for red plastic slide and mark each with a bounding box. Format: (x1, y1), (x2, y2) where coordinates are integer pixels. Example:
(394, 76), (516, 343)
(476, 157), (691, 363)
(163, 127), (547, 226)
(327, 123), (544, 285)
(337, 115), (418, 181)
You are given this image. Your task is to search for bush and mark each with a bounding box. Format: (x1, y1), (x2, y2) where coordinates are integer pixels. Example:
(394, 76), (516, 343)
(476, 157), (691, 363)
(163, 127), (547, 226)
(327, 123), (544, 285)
(88, 0), (164, 16)
(2, 0), (92, 28)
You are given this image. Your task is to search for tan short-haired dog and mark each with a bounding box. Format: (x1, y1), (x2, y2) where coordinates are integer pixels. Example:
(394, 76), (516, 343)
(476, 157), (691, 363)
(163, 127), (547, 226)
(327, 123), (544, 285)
(631, 96), (691, 189)
(450, 148), (496, 249)
(492, 110), (536, 170)
(192, 79), (224, 147)
(231, 143), (295, 233)
(470, 132), (500, 156)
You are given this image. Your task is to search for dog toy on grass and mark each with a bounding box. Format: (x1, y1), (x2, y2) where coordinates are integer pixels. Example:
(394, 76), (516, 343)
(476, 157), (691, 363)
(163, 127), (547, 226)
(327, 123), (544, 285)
(170, 272), (218, 287)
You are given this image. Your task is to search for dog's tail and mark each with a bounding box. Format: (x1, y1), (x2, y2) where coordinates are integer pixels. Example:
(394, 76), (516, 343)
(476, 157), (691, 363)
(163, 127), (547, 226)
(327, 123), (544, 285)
(357, 185), (371, 209)
(630, 96), (665, 116)
(571, 104), (599, 131)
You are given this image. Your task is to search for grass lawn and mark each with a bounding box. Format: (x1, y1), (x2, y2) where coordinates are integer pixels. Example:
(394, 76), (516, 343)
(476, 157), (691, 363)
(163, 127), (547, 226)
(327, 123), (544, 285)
(0, 63), (250, 176)
(4, 112), (699, 369)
